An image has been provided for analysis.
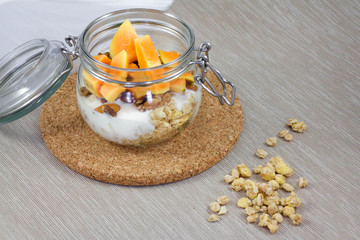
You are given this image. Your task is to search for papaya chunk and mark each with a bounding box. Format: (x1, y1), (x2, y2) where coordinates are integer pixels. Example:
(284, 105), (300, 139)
(82, 69), (103, 98)
(170, 78), (186, 94)
(109, 50), (129, 80)
(109, 19), (138, 63)
(99, 82), (126, 103)
(158, 49), (180, 64)
(135, 35), (162, 68)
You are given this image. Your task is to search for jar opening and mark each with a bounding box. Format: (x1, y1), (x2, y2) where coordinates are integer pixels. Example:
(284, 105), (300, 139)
(79, 8), (195, 86)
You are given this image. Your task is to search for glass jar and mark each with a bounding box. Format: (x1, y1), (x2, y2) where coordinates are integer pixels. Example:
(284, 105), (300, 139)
(0, 9), (235, 146)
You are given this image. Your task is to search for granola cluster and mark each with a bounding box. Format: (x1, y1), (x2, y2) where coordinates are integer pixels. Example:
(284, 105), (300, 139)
(207, 118), (309, 234)
(123, 93), (196, 146)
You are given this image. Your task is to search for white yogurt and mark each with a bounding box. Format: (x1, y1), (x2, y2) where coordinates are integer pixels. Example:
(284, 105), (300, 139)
(77, 89), (199, 144)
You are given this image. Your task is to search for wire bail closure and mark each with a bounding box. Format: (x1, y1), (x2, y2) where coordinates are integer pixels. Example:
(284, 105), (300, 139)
(192, 42), (236, 106)
(61, 35), (80, 61)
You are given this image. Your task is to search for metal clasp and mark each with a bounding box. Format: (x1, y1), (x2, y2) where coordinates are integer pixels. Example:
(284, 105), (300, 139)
(191, 42), (236, 106)
(61, 35), (80, 60)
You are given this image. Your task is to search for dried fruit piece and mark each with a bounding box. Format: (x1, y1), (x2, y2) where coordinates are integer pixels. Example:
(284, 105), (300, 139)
(95, 104), (121, 117)
(80, 87), (91, 97)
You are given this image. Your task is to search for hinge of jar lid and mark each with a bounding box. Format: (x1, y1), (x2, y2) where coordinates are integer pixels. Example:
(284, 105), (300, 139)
(192, 42), (236, 106)
(61, 35), (80, 60)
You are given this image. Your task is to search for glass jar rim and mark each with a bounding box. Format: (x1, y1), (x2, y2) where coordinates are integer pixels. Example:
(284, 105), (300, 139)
(79, 8), (195, 76)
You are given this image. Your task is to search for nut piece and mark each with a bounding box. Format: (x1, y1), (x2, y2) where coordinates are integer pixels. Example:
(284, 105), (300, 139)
(267, 222), (279, 233)
(272, 213), (283, 223)
(217, 196), (229, 205)
(275, 161), (294, 177)
(79, 87), (91, 97)
(258, 213), (270, 227)
(224, 175), (235, 184)
(266, 137), (277, 147)
(256, 149), (268, 159)
(278, 129), (289, 138)
(275, 174), (286, 185)
(282, 183), (295, 192)
(218, 206), (227, 215)
(208, 214), (220, 222)
(237, 197), (252, 208)
(283, 206), (295, 217)
(253, 165), (263, 174)
(261, 167), (276, 181)
(284, 133), (293, 141)
(247, 213), (259, 223)
(209, 202), (221, 213)
(298, 177), (308, 188)
(231, 168), (240, 179)
(290, 213), (302, 225)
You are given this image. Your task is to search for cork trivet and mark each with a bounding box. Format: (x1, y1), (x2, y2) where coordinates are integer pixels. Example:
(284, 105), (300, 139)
(40, 72), (243, 185)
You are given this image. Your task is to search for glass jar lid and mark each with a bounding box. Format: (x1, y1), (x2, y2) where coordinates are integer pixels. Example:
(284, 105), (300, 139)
(0, 39), (72, 124)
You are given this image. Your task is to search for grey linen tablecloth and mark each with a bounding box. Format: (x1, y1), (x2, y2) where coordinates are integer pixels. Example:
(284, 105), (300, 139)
(1, 0), (360, 239)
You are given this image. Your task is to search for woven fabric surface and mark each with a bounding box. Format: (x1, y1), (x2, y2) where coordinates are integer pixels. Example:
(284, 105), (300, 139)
(1, 0), (360, 239)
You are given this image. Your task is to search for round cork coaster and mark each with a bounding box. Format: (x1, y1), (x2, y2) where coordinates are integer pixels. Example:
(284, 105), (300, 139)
(40, 72), (243, 185)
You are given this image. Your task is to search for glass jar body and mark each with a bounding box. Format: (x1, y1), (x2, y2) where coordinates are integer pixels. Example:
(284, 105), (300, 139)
(76, 9), (201, 146)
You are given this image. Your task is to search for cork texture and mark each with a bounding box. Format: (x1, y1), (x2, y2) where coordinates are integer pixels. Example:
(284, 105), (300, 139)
(40, 73), (243, 185)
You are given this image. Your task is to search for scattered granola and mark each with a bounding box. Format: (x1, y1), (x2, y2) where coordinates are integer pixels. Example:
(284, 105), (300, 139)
(278, 129), (289, 138)
(218, 206), (227, 215)
(237, 197), (252, 208)
(284, 133), (293, 142)
(209, 202), (221, 213)
(287, 118), (307, 133)
(217, 196), (229, 205)
(247, 214), (258, 223)
(290, 213), (302, 225)
(298, 177), (308, 188)
(208, 214), (220, 222)
(266, 137), (277, 147)
(282, 183), (295, 192)
(224, 175), (235, 184)
(256, 149), (268, 159)
(253, 165), (263, 174)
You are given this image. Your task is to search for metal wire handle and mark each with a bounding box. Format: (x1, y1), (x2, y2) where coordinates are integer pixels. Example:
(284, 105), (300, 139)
(191, 42), (236, 106)
(61, 35), (80, 60)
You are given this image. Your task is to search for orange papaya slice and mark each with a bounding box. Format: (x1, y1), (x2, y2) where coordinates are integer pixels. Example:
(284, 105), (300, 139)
(109, 19), (138, 63)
